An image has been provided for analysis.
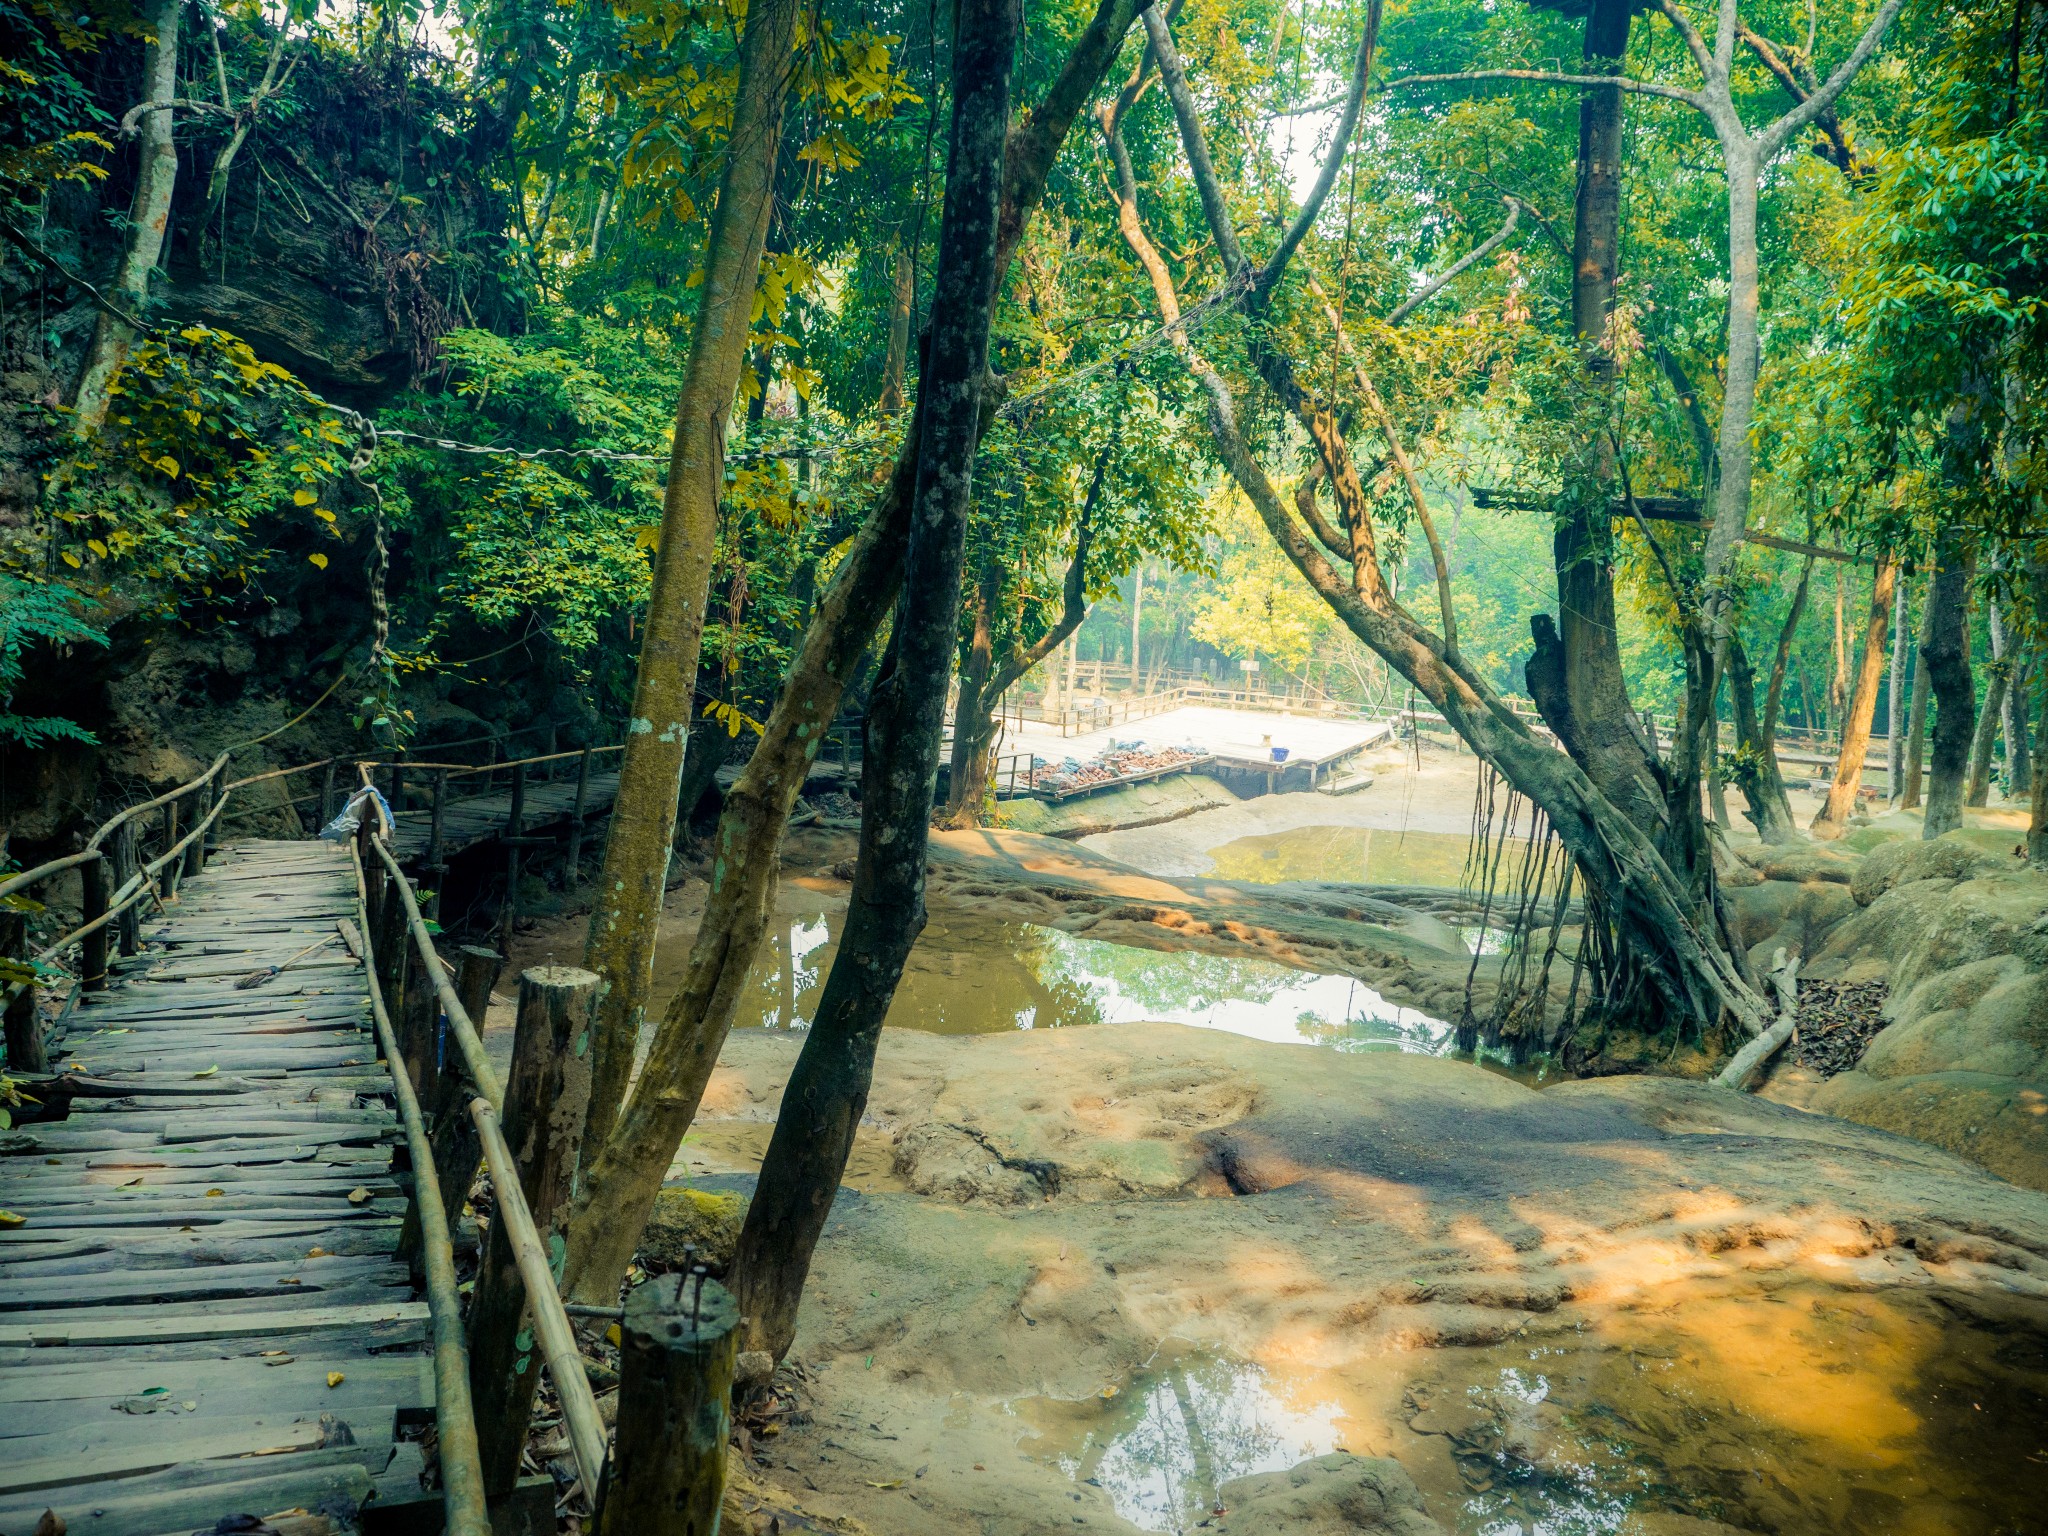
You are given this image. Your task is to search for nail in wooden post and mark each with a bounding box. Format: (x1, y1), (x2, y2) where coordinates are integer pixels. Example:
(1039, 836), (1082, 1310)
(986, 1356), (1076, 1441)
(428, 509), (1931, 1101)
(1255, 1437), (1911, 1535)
(499, 762), (526, 950)
(80, 853), (110, 992)
(112, 820), (140, 957)
(426, 945), (501, 1207)
(593, 1270), (739, 1534)
(565, 747), (593, 875)
(160, 801), (181, 900)
(1, 910), (44, 1073)
(469, 965), (596, 1495)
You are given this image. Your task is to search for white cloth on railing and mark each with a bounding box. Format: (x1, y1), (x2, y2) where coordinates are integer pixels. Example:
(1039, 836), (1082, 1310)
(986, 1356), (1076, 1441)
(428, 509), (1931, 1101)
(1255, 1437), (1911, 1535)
(319, 785), (394, 841)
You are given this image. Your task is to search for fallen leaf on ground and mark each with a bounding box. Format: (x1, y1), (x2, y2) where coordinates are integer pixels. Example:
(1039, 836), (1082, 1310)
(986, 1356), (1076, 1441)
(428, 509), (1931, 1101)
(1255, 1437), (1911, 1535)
(327, 1372), (345, 1388)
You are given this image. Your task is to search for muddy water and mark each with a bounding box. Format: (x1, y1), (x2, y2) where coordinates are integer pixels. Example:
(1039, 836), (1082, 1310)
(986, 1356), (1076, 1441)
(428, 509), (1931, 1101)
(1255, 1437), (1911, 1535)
(651, 903), (1451, 1053)
(1012, 1281), (2048, 1535)
(1206, 826), (1506, 888)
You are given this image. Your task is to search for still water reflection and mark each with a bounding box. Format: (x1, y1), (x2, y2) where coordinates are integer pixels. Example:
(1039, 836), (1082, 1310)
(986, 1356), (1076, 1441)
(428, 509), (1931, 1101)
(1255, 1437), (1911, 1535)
(657, 905), (1451, 1053)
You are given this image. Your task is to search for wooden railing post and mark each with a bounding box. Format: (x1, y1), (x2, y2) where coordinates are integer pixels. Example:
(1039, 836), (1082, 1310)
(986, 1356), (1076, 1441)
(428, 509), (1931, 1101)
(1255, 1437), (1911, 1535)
(160, 801), (182, 900)
(1, 910), (44, 1073)
(320, 761), (338, 828)
(425, 945), (501, 1208)
(593, 1269), (738, 1533)
(80, 852), (110, 991)
(425, 768), (449, 920)
(470, 965), (597, 1495)
(564, 747), (593, 876)
(499, 762), (526, 949)
(375, 884), (410, 1030)
(186, 780), (212, 877)
(111, 820), (141, 957)
(389, 758), (407, 822)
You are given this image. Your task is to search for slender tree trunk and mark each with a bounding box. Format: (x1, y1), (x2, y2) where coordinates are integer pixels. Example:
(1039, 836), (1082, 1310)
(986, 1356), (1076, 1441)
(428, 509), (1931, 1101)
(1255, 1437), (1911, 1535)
(1888, 573), (1909, 800)
(72, 0), (181, 430)
(1812, 559), (1897, 838)
(1830, 566), (1851, 745)
(1966, 591), (2011, 807)
(943, 572), (1001, 822)
(1538, 0), (1668, 846)
(581, 0), (803, 1154)
(1920, 545), (1976, 838)
(554, 0), (1146, 1308)
(1726, 637), (1795, 842)
(1903, 648), (1930, 807)
(879, 237), (915, 414)
(728, 0), (1021, 1360)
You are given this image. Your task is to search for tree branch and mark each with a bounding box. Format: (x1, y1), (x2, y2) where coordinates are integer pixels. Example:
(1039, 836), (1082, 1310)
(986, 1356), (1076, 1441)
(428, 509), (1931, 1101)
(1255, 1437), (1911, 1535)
(1387, 67), (1703, 109)
(1385, 196), (1520, 325)
(1258, 0), (1382, 301)
(1736, 21), (1860, 176)
(1755, 0), (1903, 157)
(1139, 2), (1246, 275)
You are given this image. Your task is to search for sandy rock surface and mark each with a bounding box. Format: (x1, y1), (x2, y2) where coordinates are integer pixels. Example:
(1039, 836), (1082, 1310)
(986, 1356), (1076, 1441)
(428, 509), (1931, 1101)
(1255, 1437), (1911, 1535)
(684, 1024), (2048, 1535)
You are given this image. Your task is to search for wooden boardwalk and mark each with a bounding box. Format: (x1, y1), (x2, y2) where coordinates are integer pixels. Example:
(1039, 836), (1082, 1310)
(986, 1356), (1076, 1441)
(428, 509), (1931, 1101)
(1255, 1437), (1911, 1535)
(388, 769), (620, 865)
(0, 840), (434, 1534)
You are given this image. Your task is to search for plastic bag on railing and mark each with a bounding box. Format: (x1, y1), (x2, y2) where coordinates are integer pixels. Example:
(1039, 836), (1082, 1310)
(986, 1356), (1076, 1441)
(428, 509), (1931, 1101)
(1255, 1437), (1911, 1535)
(319, 785), (394, 842)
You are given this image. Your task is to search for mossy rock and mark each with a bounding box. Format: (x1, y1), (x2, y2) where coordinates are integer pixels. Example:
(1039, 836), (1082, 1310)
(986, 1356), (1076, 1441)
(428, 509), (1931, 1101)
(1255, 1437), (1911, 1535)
(1849, 832), (2007, 907)
(639, 1185), (748, 1273)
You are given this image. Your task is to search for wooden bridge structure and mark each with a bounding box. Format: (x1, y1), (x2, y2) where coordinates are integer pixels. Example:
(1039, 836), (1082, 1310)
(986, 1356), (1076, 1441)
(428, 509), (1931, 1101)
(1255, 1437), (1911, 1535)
(0, 741), (733, 1534)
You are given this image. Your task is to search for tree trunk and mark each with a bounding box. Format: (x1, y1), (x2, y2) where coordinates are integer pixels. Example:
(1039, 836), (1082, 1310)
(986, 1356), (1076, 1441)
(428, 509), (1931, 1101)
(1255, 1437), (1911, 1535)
(72, 0), (180, 430)
(1124, 8), (1767, 1047)
(1726, 636), (1795, 843)
(1903, 647), (1930, 807)
(1888, 573), (1909, 800)
(1812, 559), (1897, 838)
(1920, 545), (1976, 838)
(1966, 592), (2011, 807)
(943, 571), (1002, 823)
(1998, 587), (2031, 796)
(1830, 565), (1851, 746)
(1537, 0), (1668, 847)
(580, 0), (803, 1154)
(553, 0), (1145, 1309)
(879, 236), (915, 414)
(727, 0), (1020, 1361)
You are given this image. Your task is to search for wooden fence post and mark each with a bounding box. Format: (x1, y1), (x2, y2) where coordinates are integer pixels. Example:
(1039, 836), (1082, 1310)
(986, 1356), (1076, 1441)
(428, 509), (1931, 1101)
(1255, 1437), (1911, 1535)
(160, 801), (181, 900)
(375, 890), (410, 1033)
(426, 945), (501, 1208)
(185, 781), (211, 878)
(425, 768), (449, 920)
(593, 1270), (738, 1534)
(470, 965), (597, 1494)
(80, 852), (110, 991)
(112, 820), (141, 957)
(499, 762), (526, 949)
(390, 759), (407, 823)
(564, 748), (593, 876)
(320, 761), (338, 828)
(1, 911), (44, 1072)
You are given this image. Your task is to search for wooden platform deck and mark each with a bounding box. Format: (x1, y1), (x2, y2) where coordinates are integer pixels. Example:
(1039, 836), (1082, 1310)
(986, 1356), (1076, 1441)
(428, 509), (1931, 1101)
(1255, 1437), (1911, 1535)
(0, 840), (433, 1535)
(388, 769), (621, 866)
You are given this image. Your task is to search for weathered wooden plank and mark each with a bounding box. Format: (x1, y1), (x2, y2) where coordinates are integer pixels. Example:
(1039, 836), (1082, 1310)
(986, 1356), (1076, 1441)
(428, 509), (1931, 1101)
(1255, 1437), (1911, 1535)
(0, 1453), (376, 1536)
(0, 1411), (389, 1495)
(0, 1299), (429, 1347)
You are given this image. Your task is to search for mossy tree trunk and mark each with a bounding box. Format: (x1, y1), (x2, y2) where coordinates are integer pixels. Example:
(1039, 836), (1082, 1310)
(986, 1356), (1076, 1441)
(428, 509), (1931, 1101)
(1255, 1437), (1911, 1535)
(580, 0), (803, 1153)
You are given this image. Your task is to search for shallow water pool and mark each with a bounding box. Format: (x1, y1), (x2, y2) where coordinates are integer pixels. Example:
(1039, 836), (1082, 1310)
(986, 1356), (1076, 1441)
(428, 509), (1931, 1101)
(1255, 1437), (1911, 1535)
(654, 904), (1452, 1053)
(1010, 1281), (2048, 1536)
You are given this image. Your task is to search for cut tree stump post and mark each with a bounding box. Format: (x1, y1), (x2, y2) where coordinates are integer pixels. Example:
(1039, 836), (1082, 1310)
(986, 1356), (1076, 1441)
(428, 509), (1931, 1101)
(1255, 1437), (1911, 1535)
(426, 945), (501, 1209)
(374, 889), (410, 1032)
(80, 852), (110, 992)
(112, 820), (140, 957)
(593, 1269), (739, 1534)
(470, 964), (597, 1495)
(320, 761), (338, 827)
(184, 780), (210, 878)
(1, 910), (44, 1073)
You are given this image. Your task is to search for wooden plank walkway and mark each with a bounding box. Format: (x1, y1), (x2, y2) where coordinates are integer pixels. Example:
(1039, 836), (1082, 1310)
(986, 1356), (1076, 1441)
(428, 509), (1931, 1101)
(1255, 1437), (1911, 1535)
(0, 840), (433, 1535)
(388, 769), (620, 865)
